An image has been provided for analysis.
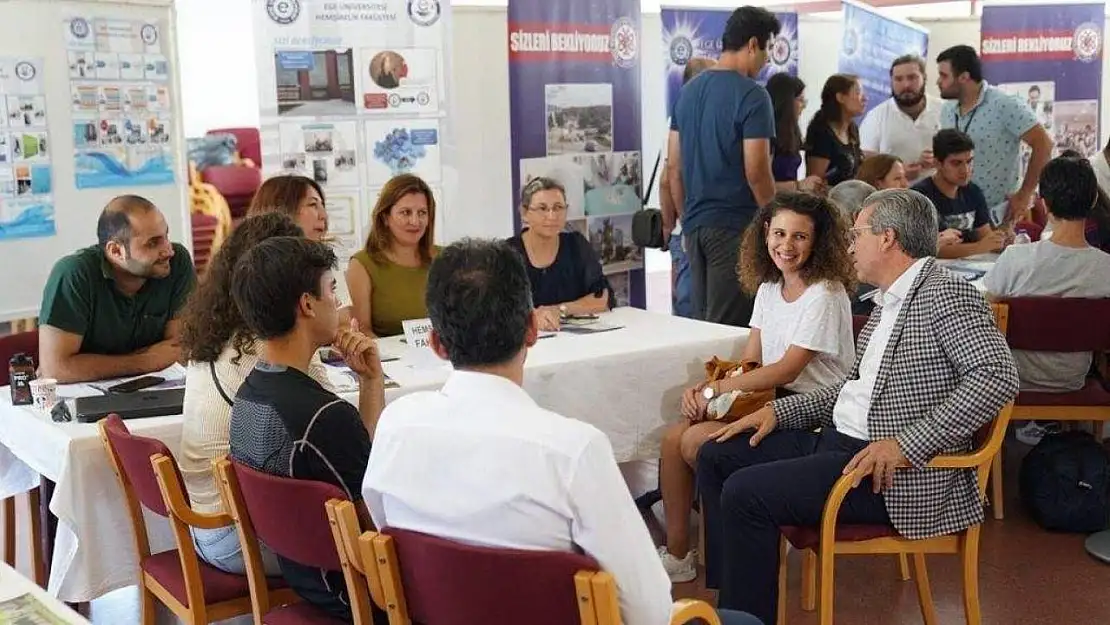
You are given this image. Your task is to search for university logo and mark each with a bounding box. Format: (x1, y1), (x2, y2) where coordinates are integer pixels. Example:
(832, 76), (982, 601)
(669, 35), (693, 67)
(69, 18), (91, 40)
(408, 0), (441, 27)
(266, 0), (301, 26)
(1073, 22), (1102, 63)
(611, 17), (639, 68)
(140, 24), (159, 46)
(14, 62), (35, 81)
(769, 34), (792, 68)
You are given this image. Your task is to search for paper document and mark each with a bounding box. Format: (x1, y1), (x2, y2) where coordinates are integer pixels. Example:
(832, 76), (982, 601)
(559, 322), (624, 335)
(0, 593), (70, 624)
(323, 364), (398, 392)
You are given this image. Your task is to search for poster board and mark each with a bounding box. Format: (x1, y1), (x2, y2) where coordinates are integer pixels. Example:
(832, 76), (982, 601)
(0, 0), (188, 323)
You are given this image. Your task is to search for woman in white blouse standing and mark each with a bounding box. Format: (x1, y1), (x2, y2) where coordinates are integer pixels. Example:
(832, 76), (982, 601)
(657, 192), (857, 583)
(177, 212), (337, 575)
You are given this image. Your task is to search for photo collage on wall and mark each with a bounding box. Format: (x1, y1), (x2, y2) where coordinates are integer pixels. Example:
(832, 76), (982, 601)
(257, 2), (449, 260)
(519, 83), (642, 306)
(998, 81), (1099, 173)
(64, 16), (175, 189)
(0, 57), (54, 241)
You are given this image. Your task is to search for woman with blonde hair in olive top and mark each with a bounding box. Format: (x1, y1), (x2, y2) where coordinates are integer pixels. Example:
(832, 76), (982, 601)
(348, 174), (440, 337)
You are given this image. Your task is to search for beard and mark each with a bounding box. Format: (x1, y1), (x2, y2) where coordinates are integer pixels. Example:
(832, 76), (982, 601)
(893, 86), (926, 107)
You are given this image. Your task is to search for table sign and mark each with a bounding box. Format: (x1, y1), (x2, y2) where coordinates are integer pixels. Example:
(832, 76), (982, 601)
(402, 318), (434, 350)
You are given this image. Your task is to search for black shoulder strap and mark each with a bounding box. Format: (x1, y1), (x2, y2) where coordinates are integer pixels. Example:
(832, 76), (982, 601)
(643, 149), (663, 206)
(210, 361), (234, 407)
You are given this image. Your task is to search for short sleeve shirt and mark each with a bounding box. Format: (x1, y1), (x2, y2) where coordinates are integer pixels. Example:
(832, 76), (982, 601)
(38, 243), (195, 355)
(941, 83), (1039, 208)
(859, 95), (943, 177)
(804, 123), (862, 186)
(912, 177), (992, 241)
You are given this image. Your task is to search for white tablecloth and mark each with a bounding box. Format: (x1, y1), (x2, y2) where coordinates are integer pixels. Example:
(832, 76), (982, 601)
(0, 308), (748, 602)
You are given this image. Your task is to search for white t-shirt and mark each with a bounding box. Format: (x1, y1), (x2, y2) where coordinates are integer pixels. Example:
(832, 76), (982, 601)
(859, 96), (943, 178)
(983, 239), (1110, 392)
(748, 280), (855, 393)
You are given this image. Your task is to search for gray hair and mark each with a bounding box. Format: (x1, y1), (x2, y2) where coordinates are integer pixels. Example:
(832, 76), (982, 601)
(521, 176), (566, 208)
(828, 180), (876, 220)
(861, 188), (938, 259)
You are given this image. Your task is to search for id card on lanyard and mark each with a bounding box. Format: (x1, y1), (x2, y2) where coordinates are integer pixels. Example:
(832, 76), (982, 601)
(953, 90), (985, 135)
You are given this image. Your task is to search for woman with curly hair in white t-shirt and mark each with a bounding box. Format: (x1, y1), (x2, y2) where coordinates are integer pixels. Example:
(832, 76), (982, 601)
(657, 191), (858, 582)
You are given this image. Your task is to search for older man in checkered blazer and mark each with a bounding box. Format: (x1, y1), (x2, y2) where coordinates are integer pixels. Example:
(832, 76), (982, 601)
(695, 188), (1019, 625)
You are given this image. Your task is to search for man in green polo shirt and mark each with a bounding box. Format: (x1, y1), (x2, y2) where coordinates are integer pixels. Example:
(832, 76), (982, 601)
(38, 195), (196, 383)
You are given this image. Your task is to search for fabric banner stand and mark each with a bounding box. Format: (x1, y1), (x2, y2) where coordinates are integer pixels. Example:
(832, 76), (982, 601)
(251, 0), (454, 260)
(838, 0), (928, 116)
(660, 8), (799, 120)
(980, 3), (1104, 164)
(507, 0), (644, 309)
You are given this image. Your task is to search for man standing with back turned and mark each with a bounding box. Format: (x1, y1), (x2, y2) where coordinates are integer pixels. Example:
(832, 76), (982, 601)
(668, 6), (779, 327)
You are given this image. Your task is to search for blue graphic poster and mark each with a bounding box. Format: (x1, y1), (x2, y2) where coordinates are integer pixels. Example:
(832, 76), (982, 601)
(838, 0), (928, 116)
(661, 9), (798, 118)
(981, 3), (1104, 158)
(0, 56), (55, 241)
(508, 0), (645, 308)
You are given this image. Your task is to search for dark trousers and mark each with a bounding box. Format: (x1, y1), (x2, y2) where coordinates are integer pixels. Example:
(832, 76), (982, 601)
(696, 429), (891, 625)
(685, 227), (754, 327)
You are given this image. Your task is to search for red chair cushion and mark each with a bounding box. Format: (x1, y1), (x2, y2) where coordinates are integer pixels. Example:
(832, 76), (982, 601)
(264, 602), (348, 624)
(1017, 378), (1110, 407)
(141, 550), (288, 607)
(202, 165), (262, 198)
(781, 524), (898, 551)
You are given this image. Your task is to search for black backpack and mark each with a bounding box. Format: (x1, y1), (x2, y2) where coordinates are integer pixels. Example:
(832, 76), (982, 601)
(1019, 430), (1110, 533)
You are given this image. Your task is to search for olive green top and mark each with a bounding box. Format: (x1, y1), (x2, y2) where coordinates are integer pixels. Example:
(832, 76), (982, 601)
(352, 248), (439, 337)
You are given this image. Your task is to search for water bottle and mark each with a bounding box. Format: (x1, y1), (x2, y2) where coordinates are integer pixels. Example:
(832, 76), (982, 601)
(1013, 229), (1031, 245)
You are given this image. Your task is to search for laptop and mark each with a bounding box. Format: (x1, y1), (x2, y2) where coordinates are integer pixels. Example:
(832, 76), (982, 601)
(73, 388), (186, 423)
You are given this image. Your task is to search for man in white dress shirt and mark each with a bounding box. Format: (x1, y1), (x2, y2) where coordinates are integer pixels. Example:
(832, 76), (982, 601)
(695, 189), (1018, 625)
(362, 239), (763, 625)
(859, 55), (942, 183)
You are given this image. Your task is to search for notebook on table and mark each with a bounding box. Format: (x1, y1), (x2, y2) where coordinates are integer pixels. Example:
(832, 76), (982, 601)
(73, 388), (185, 423)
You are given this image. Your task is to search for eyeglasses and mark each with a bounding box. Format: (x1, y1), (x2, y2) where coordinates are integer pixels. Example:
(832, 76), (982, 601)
(847, 226), (875, 244)
(528, 204), (567, 215)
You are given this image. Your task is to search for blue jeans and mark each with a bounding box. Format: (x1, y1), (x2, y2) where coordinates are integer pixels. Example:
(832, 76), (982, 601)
(718, 609), (765, 625)
(670, 232), (694, 318)
(192, 524), (282, 576)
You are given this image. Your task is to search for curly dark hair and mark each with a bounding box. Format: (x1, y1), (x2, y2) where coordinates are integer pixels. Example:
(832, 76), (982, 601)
(179, 213), (305, 364)
(738, 191), (855, 295)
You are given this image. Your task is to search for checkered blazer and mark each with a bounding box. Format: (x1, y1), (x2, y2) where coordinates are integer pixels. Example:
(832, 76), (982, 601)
(772, 258), (1019, 540)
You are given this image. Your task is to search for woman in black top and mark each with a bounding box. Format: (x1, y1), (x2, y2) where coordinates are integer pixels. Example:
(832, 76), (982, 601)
(507, 176), (613, 331)
(804, 74), (866, 186)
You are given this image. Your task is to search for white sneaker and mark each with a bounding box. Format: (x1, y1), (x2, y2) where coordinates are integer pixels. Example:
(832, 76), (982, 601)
(657, 545), (696, 583)
(1016, 421), (1059, 446)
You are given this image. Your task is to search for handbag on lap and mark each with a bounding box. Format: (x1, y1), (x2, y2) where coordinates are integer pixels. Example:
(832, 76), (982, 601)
(703, 357), (777, 422)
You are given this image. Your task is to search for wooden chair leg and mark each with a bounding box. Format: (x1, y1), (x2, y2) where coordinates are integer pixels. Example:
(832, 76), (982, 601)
(801, 550), (817, 612)
(776, 537), (788, 625)
(990, 452), (1004, 520)
(139, 584), (158, 625)
(2, 497), (14, 567)
(911, 554), (938, 625)
(962, 530), (983, 625)
(27, 488), (44, 587)
(897, 553), (910, 581)
(817, 546), (834, 625)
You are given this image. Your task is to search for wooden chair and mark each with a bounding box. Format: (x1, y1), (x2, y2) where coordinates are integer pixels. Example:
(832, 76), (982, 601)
(777, 402), (1014, 625)
(215, 459), (360, 624)
(325, 500), (384, 623)
(0, 329), (44, 584)
(364, 526), (724, 625)
(99, 415), (282, 624)
(989, 297), (1110, 520)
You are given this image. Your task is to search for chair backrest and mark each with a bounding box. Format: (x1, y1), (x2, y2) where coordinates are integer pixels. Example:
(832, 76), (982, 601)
(0, 330), (39, 386)
(326, 500), (380, 622)
(997, 297), (1110, 352)
(225, 459), (347, 570)
(207, 127), (261, 165)
(377, 527), (599, 625)
(99, 414), (174, 517)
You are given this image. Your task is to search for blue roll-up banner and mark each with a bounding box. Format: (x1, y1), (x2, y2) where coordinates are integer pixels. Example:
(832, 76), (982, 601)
(839, 0), (928, 116)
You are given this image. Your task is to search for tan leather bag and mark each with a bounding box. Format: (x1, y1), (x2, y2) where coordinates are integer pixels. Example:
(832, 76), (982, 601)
(704, 357), (777, 422)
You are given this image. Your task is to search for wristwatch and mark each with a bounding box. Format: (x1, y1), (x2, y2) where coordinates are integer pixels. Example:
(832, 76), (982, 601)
(559, 304), (568, 317)
(702, 383), (717, 401)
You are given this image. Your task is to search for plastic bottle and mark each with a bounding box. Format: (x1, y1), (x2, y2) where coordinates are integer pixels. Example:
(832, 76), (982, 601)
(8, 353), (35, 406)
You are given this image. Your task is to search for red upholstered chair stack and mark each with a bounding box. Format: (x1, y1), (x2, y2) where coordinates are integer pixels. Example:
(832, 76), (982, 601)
(202, 127), (263, 220)
(99, 415), (295, 624)
(0, 329), (43, 583)
(216, 459), (363, 624)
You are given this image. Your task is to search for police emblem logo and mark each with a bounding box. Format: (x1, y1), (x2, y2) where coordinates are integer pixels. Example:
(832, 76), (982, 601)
(408, 0), (441, 27)
(669, 36), (693, 66)
(1073, 22), (1102, 63)
(611, 17), (639, 68)
(70, 18), (91, 40)
(140, 24), (159, 46)
(266, 0), (301, 26)
(14, 62), (35, 81)
(769, 35), (791, 67)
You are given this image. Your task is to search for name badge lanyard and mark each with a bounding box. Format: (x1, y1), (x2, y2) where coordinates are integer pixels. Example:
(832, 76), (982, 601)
(955, 105), (980, 135)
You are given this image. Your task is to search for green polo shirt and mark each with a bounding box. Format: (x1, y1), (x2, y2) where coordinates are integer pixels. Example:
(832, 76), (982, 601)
(39, 243), (196, 355)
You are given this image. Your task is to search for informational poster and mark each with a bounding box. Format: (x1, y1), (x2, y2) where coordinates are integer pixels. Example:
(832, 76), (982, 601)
(253, 0), (452, 260)
(661, 8), (799, 117)
(0, 57), (54, 241)
(508, 0), (644, 308)
(838, 0), (928, 116)
(63, 16), (175, 189)
(981, 3), (1104, 163)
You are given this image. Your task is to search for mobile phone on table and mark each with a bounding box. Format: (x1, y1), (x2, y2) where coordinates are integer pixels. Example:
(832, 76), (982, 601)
(106, 376), (165, 394)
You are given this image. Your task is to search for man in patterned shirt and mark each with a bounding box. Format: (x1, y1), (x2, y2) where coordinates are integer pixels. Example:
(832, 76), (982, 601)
(935, 45), (1053, 225)
(695, 189), (1018, 625)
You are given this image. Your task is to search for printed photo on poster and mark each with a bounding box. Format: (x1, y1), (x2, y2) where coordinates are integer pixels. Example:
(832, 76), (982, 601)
(998, 81), (1054, 130)
(607, 271), (631, 308)
(274, 49), (356, 117)
(365, 119), (441, 185)
(326, 192), (358, 236)
(280, 121), (360, 188)
(545, 84), (613, 156)
(1053, 100), (1099, 156)
(67, 51), (96, 79)
(359, 47), (440, 114)
(11, 132), (49, 162)
(574, 151), (642, 217)
(6, 97), (46, 128)
(587, 213), (642, 274)
(519, 155), (586, 220)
